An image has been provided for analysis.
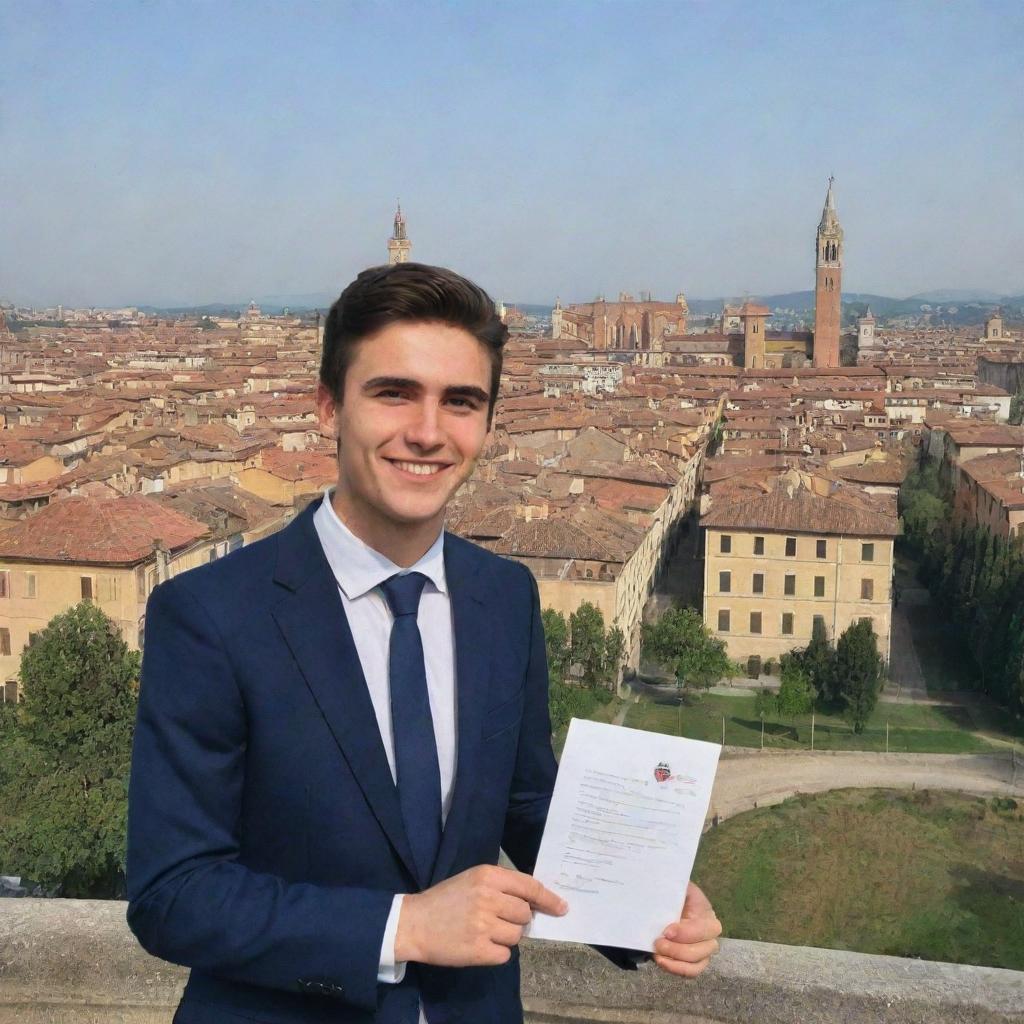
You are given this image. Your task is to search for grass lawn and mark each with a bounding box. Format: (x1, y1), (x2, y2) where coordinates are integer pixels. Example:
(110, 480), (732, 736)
(552, 694), (624, 758)
(692, 788), (1024, 970)
(624, 692), (1005, 753)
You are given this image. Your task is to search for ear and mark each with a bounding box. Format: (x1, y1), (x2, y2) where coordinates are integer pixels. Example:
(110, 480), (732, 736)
(315, 382), (339, 439)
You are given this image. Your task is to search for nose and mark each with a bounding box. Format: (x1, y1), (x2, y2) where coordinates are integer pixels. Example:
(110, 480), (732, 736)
(403, 400), (445, 452)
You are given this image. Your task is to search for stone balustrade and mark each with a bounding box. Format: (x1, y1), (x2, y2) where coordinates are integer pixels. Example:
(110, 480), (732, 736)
(2, 899), (1023, 1023)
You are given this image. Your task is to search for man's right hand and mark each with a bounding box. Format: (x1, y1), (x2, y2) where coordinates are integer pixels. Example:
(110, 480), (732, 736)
(394, 864), (568, 967)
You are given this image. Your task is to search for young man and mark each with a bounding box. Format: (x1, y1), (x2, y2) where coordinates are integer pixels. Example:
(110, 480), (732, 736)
(127, 263), (721, 1024)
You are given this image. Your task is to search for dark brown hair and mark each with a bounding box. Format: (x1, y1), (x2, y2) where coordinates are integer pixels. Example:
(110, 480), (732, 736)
(319, 262), (508, 420)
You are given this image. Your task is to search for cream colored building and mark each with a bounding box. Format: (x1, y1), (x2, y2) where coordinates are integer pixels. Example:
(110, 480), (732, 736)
(519, 443), (706, 672)
(0, 495), (213, 700)
(701, 480), (898, 669)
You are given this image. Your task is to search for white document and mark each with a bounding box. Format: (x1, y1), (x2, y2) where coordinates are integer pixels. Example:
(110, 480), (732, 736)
(528, 718), (720, 951)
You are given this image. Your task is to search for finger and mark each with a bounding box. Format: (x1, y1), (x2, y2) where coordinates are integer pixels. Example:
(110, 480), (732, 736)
(681, 881), (715, 920)
(663, 916), (722, 944)
(653, 954), (712, 979)
(653, 936), (720, 963)
(489, 919), (525, 948)
(498, 872), (568, 915)
(495, 893), (533, 926)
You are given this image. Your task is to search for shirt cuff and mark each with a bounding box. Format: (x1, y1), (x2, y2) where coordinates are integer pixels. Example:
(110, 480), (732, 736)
(377, 894), (408, 984)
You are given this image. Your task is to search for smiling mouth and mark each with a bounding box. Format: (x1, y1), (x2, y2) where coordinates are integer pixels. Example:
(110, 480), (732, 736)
(386, 459), (451, 477)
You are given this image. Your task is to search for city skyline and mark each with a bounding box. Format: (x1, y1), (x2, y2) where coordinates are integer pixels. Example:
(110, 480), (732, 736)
(3, 0), (1022, 308)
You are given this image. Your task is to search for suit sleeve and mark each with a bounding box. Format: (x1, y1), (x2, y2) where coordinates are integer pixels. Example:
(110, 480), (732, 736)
(501, 564), (650, 972)
(126, 577), (393, 1012)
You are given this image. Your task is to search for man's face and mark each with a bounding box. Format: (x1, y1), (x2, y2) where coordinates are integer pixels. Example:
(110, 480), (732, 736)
(316, 320), (493, 552)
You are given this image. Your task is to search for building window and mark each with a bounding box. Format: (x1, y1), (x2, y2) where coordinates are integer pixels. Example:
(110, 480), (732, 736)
(81, 576), (93, 602)
(719, 571), (731, 593)
(0, 628), (9, 656)
(754, 536), (765, 555)
(752, 573), (764, 594)
(720, 534), (732, 554)
(782, 612), (794, 635)
(784, 574), (796, 596)
(814, 576), (825, 597)
(1, 681), (18, 704)
(813, 614), (826, 634)
(0, 571), (8, 598)
(750, 612), (762, 634)
(816, 539), (827, 559)
(862, 543), (875, 562)
(785, 537), (797, 557)
(24, 573), (36, 599)
(718, 609), (730, 632)
(861, 578), (874, 600)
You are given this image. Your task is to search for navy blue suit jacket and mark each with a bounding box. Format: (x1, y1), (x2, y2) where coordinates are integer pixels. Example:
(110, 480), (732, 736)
(126, 502), (562, 1024)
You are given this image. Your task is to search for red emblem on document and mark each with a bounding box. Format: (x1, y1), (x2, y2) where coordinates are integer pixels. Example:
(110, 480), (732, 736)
(654, 762), (672, 783)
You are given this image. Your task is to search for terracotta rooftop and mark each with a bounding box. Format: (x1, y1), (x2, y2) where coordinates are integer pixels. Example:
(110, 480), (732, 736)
(0, 494), (209, 565)
(702, 479), (899, 538)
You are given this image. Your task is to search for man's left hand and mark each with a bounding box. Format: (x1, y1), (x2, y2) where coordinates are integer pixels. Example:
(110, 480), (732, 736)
(652, 881), (722, 978)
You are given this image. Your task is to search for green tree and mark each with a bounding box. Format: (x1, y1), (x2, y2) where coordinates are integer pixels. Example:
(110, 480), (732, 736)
(641, 607), (735, 693)
(833, 619), (884, 733)
(604, 626), (626, 685)
(569, 601), (608, 688)
(541, 608), (570, 685)
(776, 654), (816, 740)
(0, 603), (139, 897)
(799, 616), (836, 704)
(1009, 389), (1024, 426)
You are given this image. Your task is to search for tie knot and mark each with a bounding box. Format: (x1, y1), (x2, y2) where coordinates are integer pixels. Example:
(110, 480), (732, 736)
(380, 572), (428, 618)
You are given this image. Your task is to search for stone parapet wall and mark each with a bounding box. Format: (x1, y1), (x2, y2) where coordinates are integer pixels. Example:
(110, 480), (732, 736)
(1, 899), (1022, 1024)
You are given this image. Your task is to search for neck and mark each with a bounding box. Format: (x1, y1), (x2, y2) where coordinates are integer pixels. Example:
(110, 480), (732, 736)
(330, 488), (441, 568)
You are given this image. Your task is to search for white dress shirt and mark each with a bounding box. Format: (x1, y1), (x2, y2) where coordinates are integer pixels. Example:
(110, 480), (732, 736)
(313, 490), (457, 1002)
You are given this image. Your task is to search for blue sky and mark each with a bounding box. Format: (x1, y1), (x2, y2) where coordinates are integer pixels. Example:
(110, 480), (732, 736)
(2, 0), (1021, 307)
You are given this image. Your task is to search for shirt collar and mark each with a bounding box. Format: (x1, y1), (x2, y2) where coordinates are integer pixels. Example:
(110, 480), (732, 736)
(312, 488), (448, 601)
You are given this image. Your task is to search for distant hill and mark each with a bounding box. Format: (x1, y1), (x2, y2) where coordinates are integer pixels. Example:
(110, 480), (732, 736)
(908, 289), (1005, 303)
(131, 288), (1022, 321)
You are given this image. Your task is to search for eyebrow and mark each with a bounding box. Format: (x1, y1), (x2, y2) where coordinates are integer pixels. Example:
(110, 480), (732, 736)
(362, 377), (489, 404)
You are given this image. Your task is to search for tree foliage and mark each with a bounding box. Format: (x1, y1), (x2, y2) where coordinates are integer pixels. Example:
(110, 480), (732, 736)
(833, 620), (884, 733)
(900, 462), (1024, 712)
(566, 601), (624, 689)
(777, 655), (816, 721)
(568, 602), (607, 687)
(1009, 389), (1024, 426)
(641, 606), (736, 693)
(0, 603), (139, 897)
(541, 609), (570, 686)
(799, 616), (837, 704)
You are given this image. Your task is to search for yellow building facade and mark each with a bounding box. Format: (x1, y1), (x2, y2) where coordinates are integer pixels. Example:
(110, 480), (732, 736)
(700, 484), (898, 669)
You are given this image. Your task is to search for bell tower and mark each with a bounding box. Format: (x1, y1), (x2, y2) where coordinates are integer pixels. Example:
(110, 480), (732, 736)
(813, 178), (843, 368)
(387, 201), (412, 265)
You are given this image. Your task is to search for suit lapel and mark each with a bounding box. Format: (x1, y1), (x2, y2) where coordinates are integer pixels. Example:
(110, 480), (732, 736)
(432, 534), (492, 885)
(270, 505), (421, 886)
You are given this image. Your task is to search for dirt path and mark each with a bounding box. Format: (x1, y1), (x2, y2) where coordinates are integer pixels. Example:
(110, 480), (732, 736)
(886, 597), (929, 701)
(706, 749), (1023, 825)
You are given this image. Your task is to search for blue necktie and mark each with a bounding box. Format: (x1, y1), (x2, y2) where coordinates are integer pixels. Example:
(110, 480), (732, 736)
(380, 572), (442, 888)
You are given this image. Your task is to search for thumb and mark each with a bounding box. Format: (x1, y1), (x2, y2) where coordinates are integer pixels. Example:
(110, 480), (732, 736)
(681, 881), (714, 919)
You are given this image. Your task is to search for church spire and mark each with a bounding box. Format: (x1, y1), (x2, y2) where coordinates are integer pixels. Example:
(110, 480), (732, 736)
(818, 176), (841, 234)
(387, 201), (412, 264)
